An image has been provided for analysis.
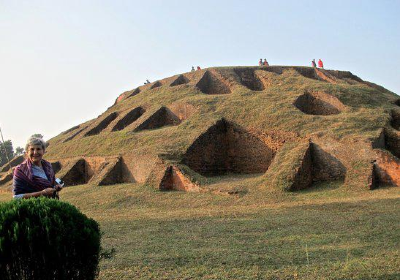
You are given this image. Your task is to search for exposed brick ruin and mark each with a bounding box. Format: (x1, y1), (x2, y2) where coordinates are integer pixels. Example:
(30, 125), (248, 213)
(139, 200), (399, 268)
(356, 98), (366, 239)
(384, 129), (400, 158)
(290, 143), (346, 191)
(314, 69), (337, 83)
(112, 107), (145, 131)
(56, 156), (133, 186)
(196, 70), (232, 95)
(234, 68), (264, 91)
(60, 159), (88, 186)
(63, 127), (86, 142)
(391, 110), (400, 130)
(95, 157), (132, 186)
(294, 67), (367, 85)
(61, 125), (80, 135)
(370, 150), (400, 188)
(150, 81), (162, 89)
(295, 67), (319, 80)
(170, 75), (189, 87)
(159, 166), (200, 191)
(128, 87), (141, 98)
(114, 92), (127, 104)
(85, 112), (118, 137)
(294, 91), (345, 115)
(182, 119), (275, 176)
(51, 161), (62, 174)
(169, 102), (196, 121)
(134, 107), (181, 132)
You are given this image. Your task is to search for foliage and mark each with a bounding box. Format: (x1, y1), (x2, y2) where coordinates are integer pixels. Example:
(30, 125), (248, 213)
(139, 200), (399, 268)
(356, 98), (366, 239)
(31, 134), (44, 139)
(14, 147), (24, 156)
(0, 198), (101, 280)
(0, 140), (14, 167)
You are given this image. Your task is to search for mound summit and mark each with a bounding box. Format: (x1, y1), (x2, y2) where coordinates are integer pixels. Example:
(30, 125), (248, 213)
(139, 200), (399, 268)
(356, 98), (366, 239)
(1, 66), (399, 193)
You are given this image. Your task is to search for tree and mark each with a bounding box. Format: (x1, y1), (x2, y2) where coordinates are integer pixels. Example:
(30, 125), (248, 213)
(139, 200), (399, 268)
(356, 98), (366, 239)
(15, 146), (24, 156)
(31, 134), (44, 139)
(0, 140), (14, 167)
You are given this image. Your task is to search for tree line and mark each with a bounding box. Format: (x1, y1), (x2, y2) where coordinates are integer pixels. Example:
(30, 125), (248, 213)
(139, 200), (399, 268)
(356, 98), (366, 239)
(0, 140), (23, 167)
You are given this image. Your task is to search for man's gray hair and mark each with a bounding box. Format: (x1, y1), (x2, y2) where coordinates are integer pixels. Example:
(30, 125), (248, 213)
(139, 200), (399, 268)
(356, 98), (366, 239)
(25, 136), (47, 152)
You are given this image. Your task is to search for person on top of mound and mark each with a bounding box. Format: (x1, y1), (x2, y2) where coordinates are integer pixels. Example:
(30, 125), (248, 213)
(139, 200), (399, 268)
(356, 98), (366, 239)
(259, 58), (263, 66)
(312, 59), (316, 68)
(263, 59), (269, 66)
(318, 59), (324, 68)
(13, 136), (63, 199)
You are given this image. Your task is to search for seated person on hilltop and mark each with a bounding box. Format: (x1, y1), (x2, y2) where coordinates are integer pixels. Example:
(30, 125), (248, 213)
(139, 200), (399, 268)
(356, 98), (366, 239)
(13, 136), (63, 199)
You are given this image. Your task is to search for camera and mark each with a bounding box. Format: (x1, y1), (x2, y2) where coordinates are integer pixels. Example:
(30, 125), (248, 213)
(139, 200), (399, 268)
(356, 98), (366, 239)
(55, 178), (65, 187)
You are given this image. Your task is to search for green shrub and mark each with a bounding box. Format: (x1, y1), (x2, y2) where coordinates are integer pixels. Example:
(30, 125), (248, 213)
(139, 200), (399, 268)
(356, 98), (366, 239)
(0, 198), (101, 280)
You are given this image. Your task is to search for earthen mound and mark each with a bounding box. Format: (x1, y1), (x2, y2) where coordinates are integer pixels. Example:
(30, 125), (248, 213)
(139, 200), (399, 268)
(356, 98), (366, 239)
(196, 70), (231, 95)
(182, 119), (275, 176)
(20, 66), (398, 193)
(85, 112), (118, 137)
(134, 107), (181, 132)
(294, 91), (345, 115)
(112, 107), (145, 131)
(150, 81), (162, 89)
(234, 68), (264, 91)
(170, 75), (189, 87)
(290, 143), (346, 191)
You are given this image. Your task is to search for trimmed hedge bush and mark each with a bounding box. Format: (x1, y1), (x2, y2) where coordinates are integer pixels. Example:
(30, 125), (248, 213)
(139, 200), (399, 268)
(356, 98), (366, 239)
(0, 198), (100, 280)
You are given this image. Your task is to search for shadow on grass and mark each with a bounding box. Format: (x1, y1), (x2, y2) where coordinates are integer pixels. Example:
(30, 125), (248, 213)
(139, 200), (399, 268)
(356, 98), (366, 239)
(301, 180), (343, 193)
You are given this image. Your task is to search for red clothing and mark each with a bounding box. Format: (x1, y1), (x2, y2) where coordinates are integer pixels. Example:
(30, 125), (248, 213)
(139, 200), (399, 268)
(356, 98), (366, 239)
(318, 59), (324, 68)
(197, 66), (201, 70)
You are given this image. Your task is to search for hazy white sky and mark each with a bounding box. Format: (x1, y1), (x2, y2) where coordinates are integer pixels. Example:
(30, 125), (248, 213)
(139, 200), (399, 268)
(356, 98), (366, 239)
(1, 0), (399, 149)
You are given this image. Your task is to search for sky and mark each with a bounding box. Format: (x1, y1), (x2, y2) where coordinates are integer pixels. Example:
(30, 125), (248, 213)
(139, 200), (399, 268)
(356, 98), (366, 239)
(0, 0), (399, 149)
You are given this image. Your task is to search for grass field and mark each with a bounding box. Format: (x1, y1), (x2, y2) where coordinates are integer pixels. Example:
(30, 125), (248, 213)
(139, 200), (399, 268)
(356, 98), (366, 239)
(1, 181), (398, 280)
